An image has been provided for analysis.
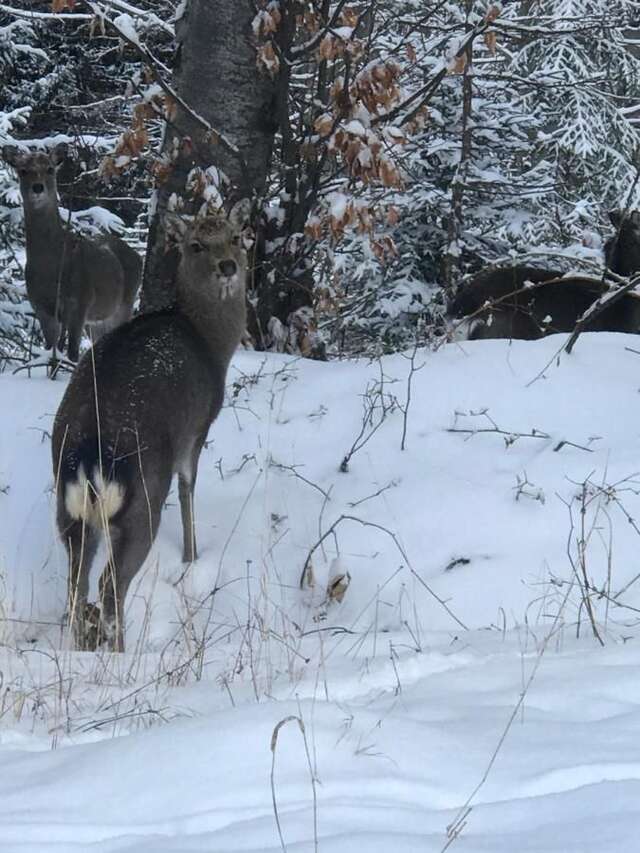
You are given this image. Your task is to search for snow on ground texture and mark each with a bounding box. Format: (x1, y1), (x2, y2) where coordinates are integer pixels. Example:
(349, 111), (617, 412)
(1, 334), (640, 851)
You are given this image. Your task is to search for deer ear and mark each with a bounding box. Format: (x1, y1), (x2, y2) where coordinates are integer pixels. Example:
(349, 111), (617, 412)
(2, 145), (28, 169)
(229, 198), (251, 231)
(50, 142), (69, 167)
(165, 213), (190, 246)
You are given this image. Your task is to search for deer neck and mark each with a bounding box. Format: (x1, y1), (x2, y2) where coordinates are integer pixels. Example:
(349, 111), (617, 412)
(23, 199), (65, 262)
(176, 272), (247, 372)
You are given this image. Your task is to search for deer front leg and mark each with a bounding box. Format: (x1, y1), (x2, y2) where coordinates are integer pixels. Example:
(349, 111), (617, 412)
(63, 296), (86, 362)
(178, 473), (197, 563)
(34, 307), (60, 351)
(179, 436), (206, 563)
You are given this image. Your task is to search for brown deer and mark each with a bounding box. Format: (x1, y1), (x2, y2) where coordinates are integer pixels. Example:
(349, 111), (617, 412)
(1, 143), (141, 362)
(52, 203), (250, 651)
(448, 265), (640, 340)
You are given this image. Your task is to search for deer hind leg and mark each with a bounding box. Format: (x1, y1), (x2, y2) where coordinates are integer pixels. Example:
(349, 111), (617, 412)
(178, 435), (207, 564)
(97, 467), (171, 651)
(59, 515), (101, 650)
(34, 307), (60, 351)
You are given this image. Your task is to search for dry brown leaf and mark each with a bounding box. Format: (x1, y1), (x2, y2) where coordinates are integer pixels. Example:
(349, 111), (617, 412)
(134, 102), (156, 122)
(151, 159), (172, 184)
(345, 39), (364, 61)
(301, 558), (315, 590)
(451, 52), (468, 74)
(344, 139), (363, 166)
(180, 136), (194, 158)
(257, 42), (280, 76)
(202, 128), (221, 147)
(304, 219), (323, 240)
(304, 10), (320, 33)
(164, 95), (178, 122)
(268, 4), (281, 27)
(340, 7), (359, 27)
(380, 159), (402, 188)
(314, 113), (334, 137)
(318, 35), (336, 61)
(98, 156), (117, 180)
(327, 572), (351, 604)
(484, 30), (497, 55)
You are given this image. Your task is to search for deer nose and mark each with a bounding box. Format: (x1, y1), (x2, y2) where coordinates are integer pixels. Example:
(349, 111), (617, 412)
(219, 259), (237, 278)
(32, 183), (45, 195)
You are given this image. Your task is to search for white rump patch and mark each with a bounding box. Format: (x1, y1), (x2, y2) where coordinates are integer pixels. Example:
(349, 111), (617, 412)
(64, 464), (125, 527)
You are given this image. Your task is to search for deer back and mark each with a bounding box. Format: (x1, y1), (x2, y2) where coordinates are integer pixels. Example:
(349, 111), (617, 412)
(450, 265), (640, 339)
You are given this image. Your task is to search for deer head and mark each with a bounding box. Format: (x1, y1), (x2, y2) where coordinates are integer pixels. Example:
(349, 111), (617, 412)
(1, 142), (68, 210)
(172, 199), (252, 300)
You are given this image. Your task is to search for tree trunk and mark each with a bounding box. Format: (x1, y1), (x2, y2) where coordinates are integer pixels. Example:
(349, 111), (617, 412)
(141, 0), (277, 312)
(444, 8), (474, 295)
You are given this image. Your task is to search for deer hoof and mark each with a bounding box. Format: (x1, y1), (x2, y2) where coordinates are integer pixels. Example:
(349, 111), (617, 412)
(69, 602), (102, 651)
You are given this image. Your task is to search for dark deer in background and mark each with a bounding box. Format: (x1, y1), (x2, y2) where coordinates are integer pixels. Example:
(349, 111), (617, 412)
(604, 209), (640, 277)
(1, 143), (141, 362)
(449, 210), (640, 340)
(52, 202), (250, 651)
(449, 262), (640, 341)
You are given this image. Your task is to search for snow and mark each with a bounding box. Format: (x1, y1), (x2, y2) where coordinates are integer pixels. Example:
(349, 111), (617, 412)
(1, 334), (640, 850)
(333, 26), (354, 41)
(113, 13), (141, 49)
(343, 120), (367, 138)
(59, 205), (126, 235)
(327, 191), (349, 221)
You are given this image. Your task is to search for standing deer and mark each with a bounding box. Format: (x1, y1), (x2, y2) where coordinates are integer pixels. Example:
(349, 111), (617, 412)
(52, 202), (250, 651)
(1, 143), (141, 362)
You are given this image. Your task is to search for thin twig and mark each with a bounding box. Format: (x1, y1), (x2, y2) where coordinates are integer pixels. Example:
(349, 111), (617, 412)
(299, 513), (468, 631)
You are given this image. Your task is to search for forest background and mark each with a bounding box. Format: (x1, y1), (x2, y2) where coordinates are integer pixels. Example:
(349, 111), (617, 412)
(1, 0), (640, 362)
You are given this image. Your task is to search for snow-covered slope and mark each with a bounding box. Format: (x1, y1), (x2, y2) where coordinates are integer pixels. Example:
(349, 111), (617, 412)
(1, 334), (639, 851)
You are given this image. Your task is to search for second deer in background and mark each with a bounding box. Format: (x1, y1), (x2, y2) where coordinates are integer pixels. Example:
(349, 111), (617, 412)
(448, 210), (640, 340)
(1, 142), (141, 362)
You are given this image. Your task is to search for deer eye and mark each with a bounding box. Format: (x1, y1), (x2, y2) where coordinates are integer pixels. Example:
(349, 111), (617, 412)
(232, 235), (240, 245)
(190, 242), (204, 253)
(19, 169), (28, 177)
(46, 167), (54, 175)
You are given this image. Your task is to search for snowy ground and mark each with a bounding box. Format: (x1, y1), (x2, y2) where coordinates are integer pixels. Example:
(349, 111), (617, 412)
(1, 333), (640, 851)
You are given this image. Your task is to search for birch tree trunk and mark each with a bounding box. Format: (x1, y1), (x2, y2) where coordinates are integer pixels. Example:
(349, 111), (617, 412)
(141, 0), (277, 312)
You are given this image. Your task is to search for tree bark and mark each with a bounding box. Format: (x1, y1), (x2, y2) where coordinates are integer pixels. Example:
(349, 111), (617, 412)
(444, 8), (474, 295)
(141, 0), (277, 312)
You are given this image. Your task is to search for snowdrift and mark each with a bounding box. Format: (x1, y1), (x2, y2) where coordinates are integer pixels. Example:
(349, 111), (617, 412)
(0, 333), (639, 851)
